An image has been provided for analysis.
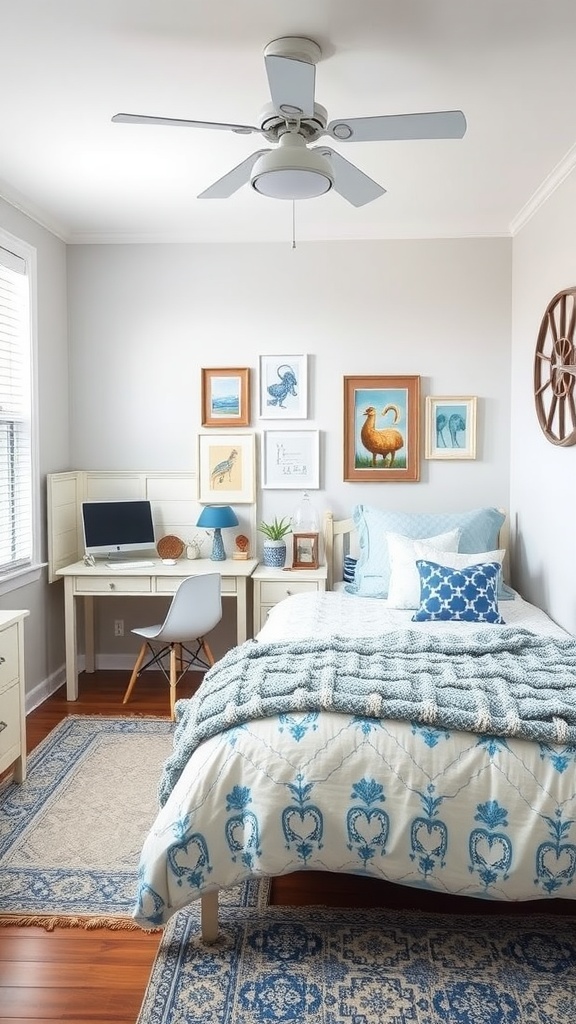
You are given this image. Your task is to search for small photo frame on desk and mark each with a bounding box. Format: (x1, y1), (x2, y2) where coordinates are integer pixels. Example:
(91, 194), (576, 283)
(292, 532), (319, 570)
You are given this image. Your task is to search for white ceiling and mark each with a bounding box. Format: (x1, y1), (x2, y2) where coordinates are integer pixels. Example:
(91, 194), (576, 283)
(2, 0), (576, 244)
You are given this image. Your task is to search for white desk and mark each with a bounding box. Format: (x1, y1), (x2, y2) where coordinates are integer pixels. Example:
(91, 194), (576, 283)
(56, 558), (258, 701)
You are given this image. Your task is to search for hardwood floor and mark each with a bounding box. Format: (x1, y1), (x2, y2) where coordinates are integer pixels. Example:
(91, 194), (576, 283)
(1, 670), (574, 1022)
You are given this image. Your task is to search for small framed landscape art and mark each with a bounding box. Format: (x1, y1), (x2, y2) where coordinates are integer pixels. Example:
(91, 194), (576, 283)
(344, 375), (420, 482)
(197, 433), (256, 503)
(259, 355), (308, 419)
(201, 368), (250, 428)
(425, 396), (477, 459)
(262, 429), (320, 489)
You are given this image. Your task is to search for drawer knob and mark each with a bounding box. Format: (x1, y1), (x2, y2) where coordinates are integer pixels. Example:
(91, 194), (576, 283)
(0, 721), (7, 734)
(0, 656), (4, 665)
(109, 582), (116, 590)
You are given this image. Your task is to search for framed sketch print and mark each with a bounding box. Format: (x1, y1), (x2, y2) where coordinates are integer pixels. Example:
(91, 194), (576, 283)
(259, 354), (308, 419)
(197, 433), (256, 503)
(201, 367), (250, 428)
(344, 375), (420, 482)
(262, 429), (320, 489)
(425, 396), (477, 459)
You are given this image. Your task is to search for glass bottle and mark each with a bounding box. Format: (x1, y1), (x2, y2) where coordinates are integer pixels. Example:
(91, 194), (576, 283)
(291, 492), (319, 532)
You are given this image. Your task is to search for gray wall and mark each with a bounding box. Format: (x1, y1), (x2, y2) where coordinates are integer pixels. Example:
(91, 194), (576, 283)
(0, 197), (69, 703)
(0, 200), (518, 697)
(510, 170), (576, 634)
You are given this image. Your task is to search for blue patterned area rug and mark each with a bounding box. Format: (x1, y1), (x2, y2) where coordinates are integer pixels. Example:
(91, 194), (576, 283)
(0, 716), (266, 929)
(137, 904), (576, 1023)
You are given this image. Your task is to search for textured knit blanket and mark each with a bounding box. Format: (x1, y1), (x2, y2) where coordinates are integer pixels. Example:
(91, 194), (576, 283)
(158, 628), (576, 805)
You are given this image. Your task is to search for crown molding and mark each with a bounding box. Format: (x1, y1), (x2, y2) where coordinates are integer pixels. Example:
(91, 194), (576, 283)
(0, 178), (69, 242)
(510, 142), (576, 236)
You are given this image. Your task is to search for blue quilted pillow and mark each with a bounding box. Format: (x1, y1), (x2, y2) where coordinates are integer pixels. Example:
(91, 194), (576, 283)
(412, 559), (505, 624)
(348, 505), (506, 599)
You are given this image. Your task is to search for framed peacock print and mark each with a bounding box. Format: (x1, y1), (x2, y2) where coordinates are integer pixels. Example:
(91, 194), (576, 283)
(197, 433), (256, 503)
(425, 396), (477, 459)
(343, 375), (421, 482)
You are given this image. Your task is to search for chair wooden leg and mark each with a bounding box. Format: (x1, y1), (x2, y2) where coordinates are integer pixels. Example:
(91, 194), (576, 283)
(169, 644), (178, 721)
(201, 638), (216, 667)
(123, 642), (148, 704)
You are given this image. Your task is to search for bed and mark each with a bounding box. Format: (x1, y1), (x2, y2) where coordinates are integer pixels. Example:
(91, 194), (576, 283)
(133, 505), (576, 941)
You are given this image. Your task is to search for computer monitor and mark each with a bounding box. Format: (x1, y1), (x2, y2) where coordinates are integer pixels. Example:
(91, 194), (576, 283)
(81, 500), (156, 558)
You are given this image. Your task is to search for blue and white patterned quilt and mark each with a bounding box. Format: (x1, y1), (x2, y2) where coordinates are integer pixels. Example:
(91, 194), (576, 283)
(134, 593), (576, 928)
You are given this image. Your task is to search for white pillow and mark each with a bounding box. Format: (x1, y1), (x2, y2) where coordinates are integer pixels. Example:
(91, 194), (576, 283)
(412, 544), (506, 605)
(386, 529), (462, 609)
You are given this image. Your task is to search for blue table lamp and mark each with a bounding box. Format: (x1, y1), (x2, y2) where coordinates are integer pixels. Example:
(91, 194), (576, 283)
(196, 505), (239, 561)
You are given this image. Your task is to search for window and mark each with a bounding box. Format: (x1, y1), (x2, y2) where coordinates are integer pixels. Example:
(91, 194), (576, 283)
(0, 234), (36, 581)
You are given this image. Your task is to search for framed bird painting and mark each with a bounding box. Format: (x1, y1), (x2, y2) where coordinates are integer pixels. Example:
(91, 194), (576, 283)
(425, 396), (477, 459)
(343, 375), (421, 482)
(197, 433), (256, 503)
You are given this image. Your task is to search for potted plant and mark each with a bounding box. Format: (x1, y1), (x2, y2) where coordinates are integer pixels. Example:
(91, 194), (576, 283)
(258, 516), (291, 568)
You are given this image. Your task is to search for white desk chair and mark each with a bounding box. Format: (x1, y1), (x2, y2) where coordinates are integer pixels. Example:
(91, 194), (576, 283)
(122, 573), (222, 720)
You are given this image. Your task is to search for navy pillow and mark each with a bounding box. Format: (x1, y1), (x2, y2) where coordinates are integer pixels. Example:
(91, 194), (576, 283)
(411, 559), (505, 624)
(343, 555), (357, 584)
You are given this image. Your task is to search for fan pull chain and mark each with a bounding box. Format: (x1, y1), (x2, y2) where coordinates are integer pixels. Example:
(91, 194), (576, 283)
(292, 200), (296, 249)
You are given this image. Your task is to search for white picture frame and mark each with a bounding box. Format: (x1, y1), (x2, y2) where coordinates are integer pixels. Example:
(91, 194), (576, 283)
(259, 354), (308, 419)
(197, 433), (256, 503)
(425, 396), (478, 460)
(262, 429), (320, 489)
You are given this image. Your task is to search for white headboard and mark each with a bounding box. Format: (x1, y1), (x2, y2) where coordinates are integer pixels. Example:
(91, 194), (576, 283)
(323, 510), (510, 593)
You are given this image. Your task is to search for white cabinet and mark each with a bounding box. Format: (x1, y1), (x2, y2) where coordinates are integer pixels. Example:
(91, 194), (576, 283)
(0, 611), (29, 782)
(252, 565), (327, 634)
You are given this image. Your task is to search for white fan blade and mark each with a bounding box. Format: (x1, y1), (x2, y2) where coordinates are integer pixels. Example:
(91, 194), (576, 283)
(264, 54), (316, 118)
(326, 110), (467, 143)
(112, 113), (261, 135)
(197, 150), (269, 199)
(317, 147), (386, 207)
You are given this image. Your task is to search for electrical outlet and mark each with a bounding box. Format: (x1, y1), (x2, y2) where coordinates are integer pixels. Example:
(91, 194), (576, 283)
(114, 619), (124, 637)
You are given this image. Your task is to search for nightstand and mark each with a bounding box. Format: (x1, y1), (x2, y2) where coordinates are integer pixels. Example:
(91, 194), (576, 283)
(252, 564), (328, 633)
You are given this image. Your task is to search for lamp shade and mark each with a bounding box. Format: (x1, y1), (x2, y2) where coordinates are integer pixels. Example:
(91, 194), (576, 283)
(196, 505), (239, 530)
(196, 505), (239, 561)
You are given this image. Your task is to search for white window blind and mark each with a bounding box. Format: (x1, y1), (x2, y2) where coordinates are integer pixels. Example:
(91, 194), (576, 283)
(0, 244), (32, 573)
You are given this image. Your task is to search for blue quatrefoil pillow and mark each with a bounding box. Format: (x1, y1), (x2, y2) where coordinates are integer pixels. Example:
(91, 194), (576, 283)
(412, 559), (505, 624)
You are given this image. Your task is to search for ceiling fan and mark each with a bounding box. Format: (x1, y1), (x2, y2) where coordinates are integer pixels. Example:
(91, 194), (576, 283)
(112, 37), (467, 207)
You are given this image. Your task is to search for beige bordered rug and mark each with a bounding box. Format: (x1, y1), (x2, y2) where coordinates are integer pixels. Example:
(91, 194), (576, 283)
(0, 715), (266, 929)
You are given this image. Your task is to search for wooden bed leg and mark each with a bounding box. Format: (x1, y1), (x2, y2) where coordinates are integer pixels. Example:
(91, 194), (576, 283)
(200, 890), (219, 943)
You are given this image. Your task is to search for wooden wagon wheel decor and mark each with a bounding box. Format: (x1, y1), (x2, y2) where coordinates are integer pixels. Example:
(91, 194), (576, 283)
(534, 286), (576, 446)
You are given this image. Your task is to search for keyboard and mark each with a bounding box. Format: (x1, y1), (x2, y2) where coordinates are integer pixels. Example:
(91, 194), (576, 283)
(105, 560), (155, 570)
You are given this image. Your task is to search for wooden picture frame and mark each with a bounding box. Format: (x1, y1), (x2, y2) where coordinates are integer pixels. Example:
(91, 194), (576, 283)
(292, 532), (319, 570)
(201, 368), (250, 428)
(197, 433), (256, 503)
(259, 354), (308, 419)
(425, 396), (477, 459)
(344, 375), (420, 482)
(262, 429), (320, 489)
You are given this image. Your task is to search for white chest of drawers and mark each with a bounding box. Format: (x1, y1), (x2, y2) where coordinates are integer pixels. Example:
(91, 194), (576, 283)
(0, 610), (29, 782)
(252, 565), (328, 634)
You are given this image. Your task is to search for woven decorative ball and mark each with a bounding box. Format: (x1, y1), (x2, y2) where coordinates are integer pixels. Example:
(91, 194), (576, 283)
(156, 534), (185, 560)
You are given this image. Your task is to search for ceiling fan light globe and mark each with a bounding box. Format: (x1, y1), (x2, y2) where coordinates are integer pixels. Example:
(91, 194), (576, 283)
(251, 144), (333, 200)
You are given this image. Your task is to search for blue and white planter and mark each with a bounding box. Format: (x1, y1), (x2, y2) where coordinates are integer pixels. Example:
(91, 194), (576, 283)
(263, 539), (287, 569)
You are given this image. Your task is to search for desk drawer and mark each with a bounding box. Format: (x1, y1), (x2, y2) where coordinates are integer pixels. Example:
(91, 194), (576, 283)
(0, 624), (19, 690)
(0, 681), (20, 760)
(75, 576), (152, 594)
(259, 580), (319, 604)
(155, 576), (237, 596)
